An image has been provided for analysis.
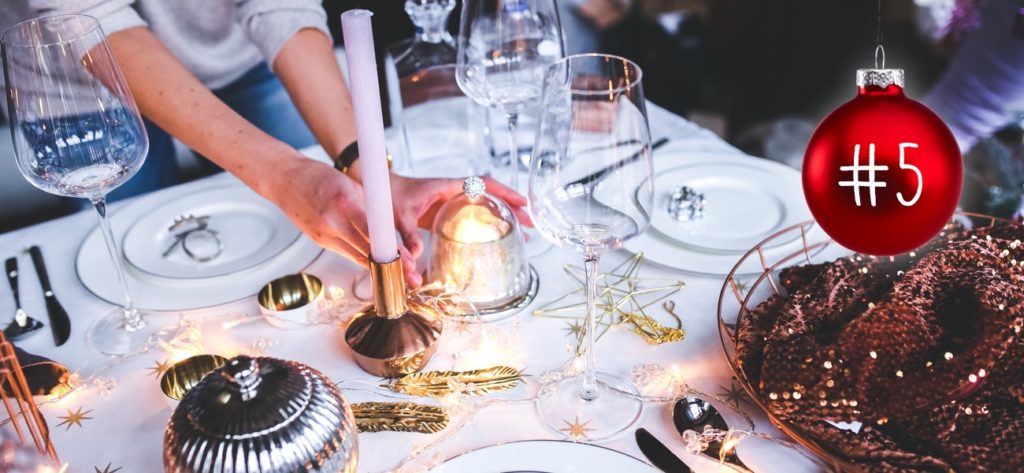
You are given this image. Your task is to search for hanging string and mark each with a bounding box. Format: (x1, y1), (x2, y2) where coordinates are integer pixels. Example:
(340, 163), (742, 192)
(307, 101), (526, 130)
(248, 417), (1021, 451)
(875, 0), (885, 68)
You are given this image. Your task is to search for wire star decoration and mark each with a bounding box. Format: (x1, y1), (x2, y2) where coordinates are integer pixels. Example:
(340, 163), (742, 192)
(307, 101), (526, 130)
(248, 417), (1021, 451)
(95, 462), (122, 473)
(534, 253), (685, 352)
(148, 358), (174, 379)
(57, 406), (93, 431)
(559, 415), (595, 441)
(718, 377), (751, 410)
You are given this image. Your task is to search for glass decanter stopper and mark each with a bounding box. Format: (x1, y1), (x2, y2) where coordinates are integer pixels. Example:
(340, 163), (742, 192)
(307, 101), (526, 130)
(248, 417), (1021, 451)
(390, 0), (457, 80)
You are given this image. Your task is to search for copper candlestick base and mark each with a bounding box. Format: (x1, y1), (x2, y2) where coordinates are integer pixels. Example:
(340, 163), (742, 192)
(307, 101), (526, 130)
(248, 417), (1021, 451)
(345, 257), (443, 377)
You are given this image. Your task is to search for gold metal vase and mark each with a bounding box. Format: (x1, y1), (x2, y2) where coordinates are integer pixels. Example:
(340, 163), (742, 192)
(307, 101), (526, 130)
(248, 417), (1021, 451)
(344, 257), (443, 377)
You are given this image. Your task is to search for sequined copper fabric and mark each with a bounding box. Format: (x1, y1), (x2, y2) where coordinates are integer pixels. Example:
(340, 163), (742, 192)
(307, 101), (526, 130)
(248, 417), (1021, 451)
(736, 222), (1024, 472)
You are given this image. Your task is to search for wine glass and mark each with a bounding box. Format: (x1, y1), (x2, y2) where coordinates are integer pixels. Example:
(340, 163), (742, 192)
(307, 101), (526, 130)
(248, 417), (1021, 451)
(455, 0), (564, 193)
(3, 15), (151, 355)
(529, 54), (654, 440)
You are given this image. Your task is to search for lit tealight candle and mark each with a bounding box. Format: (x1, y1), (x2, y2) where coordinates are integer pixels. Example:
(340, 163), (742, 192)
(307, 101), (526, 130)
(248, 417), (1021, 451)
(427, 178), (532, 314)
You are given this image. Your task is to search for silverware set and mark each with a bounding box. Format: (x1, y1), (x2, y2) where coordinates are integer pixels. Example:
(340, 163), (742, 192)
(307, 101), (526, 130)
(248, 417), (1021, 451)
(634, 396), (749, 473)
(3, 247), (70, 345)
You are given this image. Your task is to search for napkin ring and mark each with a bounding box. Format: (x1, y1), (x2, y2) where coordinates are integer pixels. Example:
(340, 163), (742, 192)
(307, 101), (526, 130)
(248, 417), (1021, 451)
(667, 186), (705, 222)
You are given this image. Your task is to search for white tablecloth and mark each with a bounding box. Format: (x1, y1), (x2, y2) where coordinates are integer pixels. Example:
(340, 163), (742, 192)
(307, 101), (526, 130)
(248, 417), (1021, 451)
(0, 104), (820, 472)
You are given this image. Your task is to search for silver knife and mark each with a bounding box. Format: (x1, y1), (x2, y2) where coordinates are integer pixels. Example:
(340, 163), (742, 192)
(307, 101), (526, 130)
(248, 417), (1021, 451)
(27, 246), (71, 346)
(635, 428), (691, 473)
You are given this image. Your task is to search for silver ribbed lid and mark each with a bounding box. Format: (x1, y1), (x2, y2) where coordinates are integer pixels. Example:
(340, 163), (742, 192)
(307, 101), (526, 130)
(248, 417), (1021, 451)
(164, 356), (358, 473)
(856, 68), (905, 89)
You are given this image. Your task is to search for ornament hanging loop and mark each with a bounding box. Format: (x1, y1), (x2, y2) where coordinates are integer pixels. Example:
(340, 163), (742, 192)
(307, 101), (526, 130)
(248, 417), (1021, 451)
(874, 44), (885, 69)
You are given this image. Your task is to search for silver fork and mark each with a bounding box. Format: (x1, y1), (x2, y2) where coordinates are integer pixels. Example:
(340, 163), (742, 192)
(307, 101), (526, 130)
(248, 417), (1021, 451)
(4, 257), (43, 340)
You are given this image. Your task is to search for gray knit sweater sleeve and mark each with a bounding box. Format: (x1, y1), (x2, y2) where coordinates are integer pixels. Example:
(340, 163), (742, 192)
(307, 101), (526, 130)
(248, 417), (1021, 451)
(26, 0), (147, 35)
(234, 0), (331, 69)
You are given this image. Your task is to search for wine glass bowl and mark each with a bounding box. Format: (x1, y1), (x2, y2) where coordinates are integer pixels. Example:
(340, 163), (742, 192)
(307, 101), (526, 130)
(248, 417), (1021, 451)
(3, 14), (152, 355)
(456, 0), (564, 193)
(3, 15), (147, 199)
(529, 54), (653, 440)
(455, 1), (562, 109)
(530, 55), (653, 255)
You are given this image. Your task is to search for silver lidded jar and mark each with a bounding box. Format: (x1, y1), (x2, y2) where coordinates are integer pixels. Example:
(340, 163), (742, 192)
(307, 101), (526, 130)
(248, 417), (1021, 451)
(164, 356), (357, 473)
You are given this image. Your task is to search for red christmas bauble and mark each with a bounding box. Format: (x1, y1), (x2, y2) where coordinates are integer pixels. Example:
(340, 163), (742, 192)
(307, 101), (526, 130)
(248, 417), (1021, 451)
(802, 70), (962, 256)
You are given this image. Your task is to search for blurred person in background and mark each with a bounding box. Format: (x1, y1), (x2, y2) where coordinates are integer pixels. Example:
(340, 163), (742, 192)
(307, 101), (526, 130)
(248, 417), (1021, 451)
(924, 0), (1024, 152)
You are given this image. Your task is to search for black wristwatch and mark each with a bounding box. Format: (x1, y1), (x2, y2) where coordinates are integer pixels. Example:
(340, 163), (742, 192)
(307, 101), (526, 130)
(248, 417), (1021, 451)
(333, 141), (361, 175)
(333, 141), (393, 175)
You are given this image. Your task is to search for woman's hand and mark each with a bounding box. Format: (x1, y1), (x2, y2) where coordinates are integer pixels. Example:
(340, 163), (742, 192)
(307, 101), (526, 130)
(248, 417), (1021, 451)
(389, 175), (533, 261)
(267, 158), (422, 285)
(267, 160), (530, 289)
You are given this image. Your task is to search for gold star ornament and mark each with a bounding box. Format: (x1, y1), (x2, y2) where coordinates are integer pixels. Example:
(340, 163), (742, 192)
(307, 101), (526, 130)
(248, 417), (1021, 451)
(95, 462), (122, 473)
(559, 415), (595, 441)
(57, 406), (93, 431)
(148, 358), (174, 379)
(562, 319), (585, 338)
(718, 378), (750, 410)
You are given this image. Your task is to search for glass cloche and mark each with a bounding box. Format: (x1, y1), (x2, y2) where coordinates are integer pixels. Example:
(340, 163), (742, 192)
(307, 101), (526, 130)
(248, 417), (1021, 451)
(427, 177), (536, 319)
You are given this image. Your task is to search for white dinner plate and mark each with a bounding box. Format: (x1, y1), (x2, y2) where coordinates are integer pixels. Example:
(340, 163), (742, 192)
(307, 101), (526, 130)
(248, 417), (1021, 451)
(76, 176), (323, 311)
(622, 151), (822, 277)
(430, 440), (660, 473)
(649, 158), (809, 253)
(122, 184), (300, 280)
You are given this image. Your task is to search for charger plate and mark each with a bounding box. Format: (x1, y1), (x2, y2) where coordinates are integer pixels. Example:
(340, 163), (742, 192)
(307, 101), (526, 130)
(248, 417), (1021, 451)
(430, 440), (660, 473)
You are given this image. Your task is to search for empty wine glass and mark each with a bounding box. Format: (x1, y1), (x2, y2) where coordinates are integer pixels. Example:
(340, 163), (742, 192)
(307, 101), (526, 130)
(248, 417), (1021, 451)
(456, 0), (564, 193)
(530, 54), (654, 440)
(3, 15), (151, 355)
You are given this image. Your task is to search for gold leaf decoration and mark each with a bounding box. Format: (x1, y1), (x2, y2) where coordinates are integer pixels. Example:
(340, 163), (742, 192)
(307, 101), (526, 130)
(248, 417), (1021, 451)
(382, 366), (522, 397)
(352, 402), (448, 433)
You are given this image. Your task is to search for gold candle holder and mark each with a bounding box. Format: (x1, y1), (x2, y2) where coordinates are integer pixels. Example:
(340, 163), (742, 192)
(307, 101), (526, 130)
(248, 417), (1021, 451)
(344, 257), (442, 377)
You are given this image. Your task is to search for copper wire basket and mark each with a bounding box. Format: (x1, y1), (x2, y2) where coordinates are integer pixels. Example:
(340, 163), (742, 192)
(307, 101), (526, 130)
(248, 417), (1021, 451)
(715, 212), (1013, 473)
(0, 332), (58, 462)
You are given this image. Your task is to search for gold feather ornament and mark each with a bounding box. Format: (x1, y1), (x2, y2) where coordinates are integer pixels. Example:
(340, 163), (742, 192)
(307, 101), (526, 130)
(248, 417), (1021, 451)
(352, 402), (449, 433)
(382, 366), (523, 397)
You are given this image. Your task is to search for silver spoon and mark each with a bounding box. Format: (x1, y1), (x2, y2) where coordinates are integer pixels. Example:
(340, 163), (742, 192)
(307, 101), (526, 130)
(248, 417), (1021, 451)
(673, 396), (749, 470)
(4, 257), (44, 341)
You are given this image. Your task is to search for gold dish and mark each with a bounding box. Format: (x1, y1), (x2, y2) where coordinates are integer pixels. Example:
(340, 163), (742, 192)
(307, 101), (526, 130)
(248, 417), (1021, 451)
(258, 273), (324, 329)
(159, 354), (228, 401)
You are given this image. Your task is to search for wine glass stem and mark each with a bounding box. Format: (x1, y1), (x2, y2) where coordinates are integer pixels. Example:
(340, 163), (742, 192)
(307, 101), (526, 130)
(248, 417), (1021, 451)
(581, 253), (600, 402)
(505, 111), (520, 192)
(91, 198), (144, 332)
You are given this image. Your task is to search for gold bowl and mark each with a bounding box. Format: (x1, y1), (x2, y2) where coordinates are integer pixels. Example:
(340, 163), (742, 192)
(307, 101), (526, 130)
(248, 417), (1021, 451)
(159, 354), (228, 403)
(257, 273), (324, 329)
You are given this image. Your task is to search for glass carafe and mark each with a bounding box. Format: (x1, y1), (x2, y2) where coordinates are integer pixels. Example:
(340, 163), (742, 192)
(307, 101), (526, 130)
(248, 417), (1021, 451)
(386, 0), (489, 178)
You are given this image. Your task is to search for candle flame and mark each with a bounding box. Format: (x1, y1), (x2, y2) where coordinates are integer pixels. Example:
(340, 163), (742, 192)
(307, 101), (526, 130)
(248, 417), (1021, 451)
(448, 205), (507, 243)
